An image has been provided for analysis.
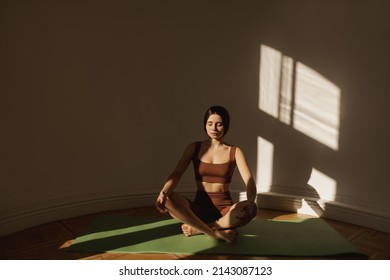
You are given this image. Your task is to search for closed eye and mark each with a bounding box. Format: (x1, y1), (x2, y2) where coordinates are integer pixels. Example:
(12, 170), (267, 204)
(207, 122), (223, 126)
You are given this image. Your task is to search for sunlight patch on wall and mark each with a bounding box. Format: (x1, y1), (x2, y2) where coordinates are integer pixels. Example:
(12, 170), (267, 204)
(294, 63), (340, 150)
(297, 168), (337, 216)
(307, 168), (337, 202)
(257, 136), (274, 193)
(259, 45), (281, 119)
(279, 56), (294, 125)
(259, 45), (340, 150)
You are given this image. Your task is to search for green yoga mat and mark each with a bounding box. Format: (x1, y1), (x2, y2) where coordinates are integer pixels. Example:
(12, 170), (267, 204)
(67, 214), (367, 258)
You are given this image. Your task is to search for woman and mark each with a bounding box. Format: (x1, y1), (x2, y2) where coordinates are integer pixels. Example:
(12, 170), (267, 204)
(155, 106), (257, 242)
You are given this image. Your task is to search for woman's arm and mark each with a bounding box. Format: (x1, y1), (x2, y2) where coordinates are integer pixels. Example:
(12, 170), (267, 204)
(235, 147), (257, 203)
(156, 142), (195, 212)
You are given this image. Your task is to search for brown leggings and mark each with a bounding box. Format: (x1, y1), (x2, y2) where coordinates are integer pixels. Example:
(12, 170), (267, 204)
(188, 190), (234, 224)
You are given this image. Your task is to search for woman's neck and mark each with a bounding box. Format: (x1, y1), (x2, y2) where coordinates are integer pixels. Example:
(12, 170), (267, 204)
(208, 138), (224, 148)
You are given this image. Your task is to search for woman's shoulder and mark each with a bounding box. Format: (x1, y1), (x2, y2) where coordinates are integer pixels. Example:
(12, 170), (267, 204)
(223, 141), (238, 149)
(183, 141), (201, 154)
(187, 141), (201, 148)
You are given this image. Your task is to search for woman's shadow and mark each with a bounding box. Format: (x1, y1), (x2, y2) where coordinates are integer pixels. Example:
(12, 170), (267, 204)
(269, 139), (323, 216)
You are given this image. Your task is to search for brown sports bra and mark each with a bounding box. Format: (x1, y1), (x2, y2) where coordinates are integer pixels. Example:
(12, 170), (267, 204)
(192, 141), (236, 184)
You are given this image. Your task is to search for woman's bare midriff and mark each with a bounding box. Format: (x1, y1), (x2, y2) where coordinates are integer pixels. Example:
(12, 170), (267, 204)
(196, 181), (229, 193)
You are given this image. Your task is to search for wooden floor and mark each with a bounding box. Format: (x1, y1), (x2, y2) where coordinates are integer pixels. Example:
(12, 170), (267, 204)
(1, 206), (389, 260)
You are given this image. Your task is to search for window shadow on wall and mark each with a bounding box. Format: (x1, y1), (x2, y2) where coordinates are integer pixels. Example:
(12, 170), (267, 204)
(257, 45), (340, 216)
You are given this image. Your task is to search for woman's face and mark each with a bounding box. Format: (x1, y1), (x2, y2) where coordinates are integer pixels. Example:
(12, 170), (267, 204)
(206, 113), (225, 139)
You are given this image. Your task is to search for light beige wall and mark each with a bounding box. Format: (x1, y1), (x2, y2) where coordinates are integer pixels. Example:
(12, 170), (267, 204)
(1, 1), (389, 235)
(248, 1), (390, 232)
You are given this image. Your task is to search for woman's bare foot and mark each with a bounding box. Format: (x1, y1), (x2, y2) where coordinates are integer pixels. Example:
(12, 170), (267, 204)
(213, 228), (238, 243)
(181, 223), (238, 242)
(181, 224), (203, 237)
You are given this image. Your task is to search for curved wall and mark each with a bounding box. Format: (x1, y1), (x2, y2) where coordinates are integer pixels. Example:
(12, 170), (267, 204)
(1, 1), (390, 236)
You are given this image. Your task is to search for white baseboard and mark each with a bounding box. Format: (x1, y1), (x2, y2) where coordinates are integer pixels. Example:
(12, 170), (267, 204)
(0, 193), (147, 237)
(2, 189), (389, 238)
(0, 186), (194, 238)
(258, 192), (390, 234)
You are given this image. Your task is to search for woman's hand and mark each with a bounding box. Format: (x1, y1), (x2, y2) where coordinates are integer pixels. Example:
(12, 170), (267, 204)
(155, 191), (168, 213)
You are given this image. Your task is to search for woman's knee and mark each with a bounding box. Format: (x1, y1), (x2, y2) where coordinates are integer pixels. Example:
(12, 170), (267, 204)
(165, 192), (189, 209)
(232, 201), (257, 223)
(249, 204), (257, 219)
